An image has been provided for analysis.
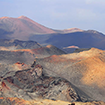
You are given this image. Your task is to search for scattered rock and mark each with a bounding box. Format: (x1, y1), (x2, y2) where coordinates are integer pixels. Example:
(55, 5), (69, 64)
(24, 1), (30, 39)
(0, 63), (89, 102)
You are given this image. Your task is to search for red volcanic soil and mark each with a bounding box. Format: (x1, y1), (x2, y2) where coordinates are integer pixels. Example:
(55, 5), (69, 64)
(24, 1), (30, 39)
(1, 81), (10, 90)
(14, 62), (28, 70)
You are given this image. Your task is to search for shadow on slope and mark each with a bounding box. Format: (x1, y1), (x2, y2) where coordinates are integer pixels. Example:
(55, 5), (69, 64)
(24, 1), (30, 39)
(30, 30), (105, 53)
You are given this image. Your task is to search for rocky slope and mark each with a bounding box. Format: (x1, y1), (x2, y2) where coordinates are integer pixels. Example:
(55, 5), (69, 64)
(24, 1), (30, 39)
(35, 48), (105, 101)
(0, 39), (66, 65)
(0, 47), (105, 104)
(0, 62), (91, 102)
(0, 46), (66, 65)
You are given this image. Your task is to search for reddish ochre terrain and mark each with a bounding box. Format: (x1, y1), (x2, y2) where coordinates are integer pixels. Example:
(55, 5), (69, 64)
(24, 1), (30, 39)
(0, 42), (66, 65)
(35, 48), (105, 101)
(0, 43), (105, 104)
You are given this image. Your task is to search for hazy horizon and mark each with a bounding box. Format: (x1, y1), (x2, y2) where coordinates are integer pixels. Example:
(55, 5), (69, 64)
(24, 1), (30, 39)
(0, 0), (105, 34)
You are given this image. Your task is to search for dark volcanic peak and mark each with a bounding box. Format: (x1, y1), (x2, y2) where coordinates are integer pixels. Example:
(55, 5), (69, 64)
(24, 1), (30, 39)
(85, 30), (105, 36)
(86, 30), (102, 33)
(31, 29), (105, 53)
(0, 39), (42, 49)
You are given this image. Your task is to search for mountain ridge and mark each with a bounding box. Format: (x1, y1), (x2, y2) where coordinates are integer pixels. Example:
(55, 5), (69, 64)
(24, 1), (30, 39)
(0, 16), (84, 40)
(0, 16), (56, 40)
(1, 16), (105, 53)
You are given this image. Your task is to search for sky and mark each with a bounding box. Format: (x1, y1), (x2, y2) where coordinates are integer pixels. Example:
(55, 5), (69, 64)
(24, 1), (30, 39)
(0, 0), (105, 33)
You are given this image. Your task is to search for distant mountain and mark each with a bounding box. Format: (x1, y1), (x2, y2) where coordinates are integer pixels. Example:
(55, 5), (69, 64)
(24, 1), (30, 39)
(0, 28), (13, 39)
(54, 28), (83, 33)
(1, 16), (105, 52)
(0, 39), (41, 49)
(0, 16), (83, 41)
(0, 16), (56, 40)
(30, 30), (105, 52)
